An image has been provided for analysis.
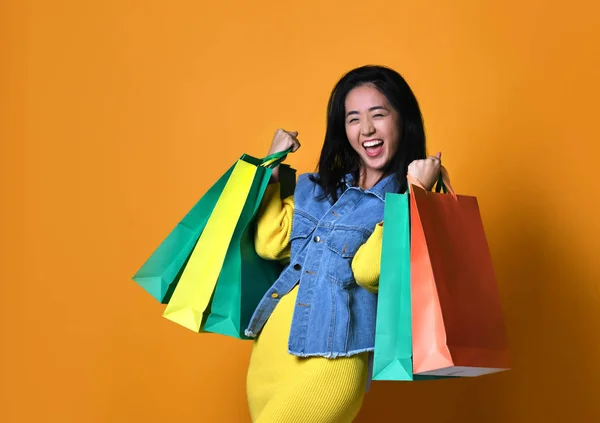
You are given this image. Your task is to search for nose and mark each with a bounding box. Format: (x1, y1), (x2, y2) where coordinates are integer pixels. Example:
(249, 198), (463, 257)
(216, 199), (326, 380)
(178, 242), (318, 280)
(360, 118), (375, 136)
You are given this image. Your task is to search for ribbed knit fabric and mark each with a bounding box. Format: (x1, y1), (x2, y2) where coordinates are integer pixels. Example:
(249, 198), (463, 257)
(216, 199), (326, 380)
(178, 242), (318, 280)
(246, 183), (383, 422)
(351, 223), (383, 293)
(247, 285), (369, 423)
(254, 184), (295, 263)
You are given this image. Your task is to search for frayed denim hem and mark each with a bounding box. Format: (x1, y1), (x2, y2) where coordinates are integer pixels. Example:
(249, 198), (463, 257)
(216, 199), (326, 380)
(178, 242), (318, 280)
(244, 329), (257, 338)
(288, 347), (374, 359)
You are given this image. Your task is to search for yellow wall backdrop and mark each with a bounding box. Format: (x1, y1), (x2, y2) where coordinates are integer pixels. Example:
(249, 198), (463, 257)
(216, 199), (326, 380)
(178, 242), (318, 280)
(2, 0), (600, 421)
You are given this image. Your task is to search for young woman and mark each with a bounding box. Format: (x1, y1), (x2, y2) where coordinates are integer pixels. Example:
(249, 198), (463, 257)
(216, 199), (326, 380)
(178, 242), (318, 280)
(245, 65), (442, 422)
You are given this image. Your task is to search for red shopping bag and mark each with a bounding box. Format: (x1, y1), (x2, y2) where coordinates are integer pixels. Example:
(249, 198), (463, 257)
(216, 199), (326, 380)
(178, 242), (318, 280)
(410, 169), (510, 377)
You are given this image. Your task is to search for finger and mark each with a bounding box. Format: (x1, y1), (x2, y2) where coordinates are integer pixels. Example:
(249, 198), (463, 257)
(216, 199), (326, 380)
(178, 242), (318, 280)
(285, 130), (298, 137)
(436, 151), (441, 159)
(292, 139), (301, 152)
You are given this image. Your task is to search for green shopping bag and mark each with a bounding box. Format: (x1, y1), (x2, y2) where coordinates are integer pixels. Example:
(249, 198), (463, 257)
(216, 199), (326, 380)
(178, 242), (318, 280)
(372, 183), (457, 382)
(132, 167), (234, 303)
(203, 165), (296, 339)
(162, 150), (295, 335)
(372, 192), (413, 381)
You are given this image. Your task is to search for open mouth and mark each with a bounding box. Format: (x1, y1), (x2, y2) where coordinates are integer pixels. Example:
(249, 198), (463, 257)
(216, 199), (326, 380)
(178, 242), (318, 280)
(362, 139), (384, 157)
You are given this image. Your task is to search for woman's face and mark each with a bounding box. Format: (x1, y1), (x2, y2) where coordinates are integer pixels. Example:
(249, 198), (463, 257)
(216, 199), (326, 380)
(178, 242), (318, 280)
(344, 83), (401, 179)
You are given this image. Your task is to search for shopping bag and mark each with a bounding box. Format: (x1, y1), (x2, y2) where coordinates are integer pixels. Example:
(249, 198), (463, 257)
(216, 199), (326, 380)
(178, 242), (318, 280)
(372, 191), (449, 382)
(410, 169), (510, 377)
(203, 164), (296, 339)
(162, 150), (294, 333)
(132, 169), (234, 303)
(372, 192), (413, 381)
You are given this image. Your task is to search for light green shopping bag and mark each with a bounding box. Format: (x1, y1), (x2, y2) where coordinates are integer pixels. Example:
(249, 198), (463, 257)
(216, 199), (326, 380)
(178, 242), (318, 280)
(372, 192), (413, 381)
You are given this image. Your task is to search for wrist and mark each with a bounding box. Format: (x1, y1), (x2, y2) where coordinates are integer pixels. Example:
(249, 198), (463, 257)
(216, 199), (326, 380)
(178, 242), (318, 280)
(269, 166), (280, 184)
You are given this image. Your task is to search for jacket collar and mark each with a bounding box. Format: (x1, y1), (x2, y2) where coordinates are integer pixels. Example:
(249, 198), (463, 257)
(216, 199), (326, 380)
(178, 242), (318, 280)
(343, 172), (402, 202)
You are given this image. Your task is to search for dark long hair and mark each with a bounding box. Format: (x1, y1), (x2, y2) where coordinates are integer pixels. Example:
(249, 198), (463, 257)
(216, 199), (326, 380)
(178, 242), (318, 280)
(311, 65), (426, 202)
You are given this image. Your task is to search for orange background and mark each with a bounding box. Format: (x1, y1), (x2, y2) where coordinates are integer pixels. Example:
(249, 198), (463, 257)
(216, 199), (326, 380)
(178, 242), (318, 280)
(2, 0), (600, 422)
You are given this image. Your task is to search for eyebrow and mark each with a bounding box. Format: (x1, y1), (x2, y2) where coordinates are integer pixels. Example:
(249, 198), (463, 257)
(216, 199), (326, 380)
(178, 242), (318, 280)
(346, 106), (388, 118)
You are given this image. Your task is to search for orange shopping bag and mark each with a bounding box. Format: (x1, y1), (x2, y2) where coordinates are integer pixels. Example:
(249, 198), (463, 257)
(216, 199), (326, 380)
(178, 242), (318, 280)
(410, 169), (510, 377)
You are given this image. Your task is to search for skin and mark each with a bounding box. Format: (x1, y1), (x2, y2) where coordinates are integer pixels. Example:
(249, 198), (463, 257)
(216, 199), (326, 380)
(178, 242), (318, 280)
(343, 83), (441, 190)
(267, 129), (301, 183)
(344, 83), (402, 189)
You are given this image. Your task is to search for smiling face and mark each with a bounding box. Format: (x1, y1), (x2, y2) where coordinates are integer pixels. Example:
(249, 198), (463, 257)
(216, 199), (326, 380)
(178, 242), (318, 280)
(344, 83), (401, 184)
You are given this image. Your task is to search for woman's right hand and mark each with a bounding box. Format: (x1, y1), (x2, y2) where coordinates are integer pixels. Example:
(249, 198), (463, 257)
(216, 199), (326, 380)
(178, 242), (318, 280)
(267, 129), (300, 183)
(268, 129), (301, 156)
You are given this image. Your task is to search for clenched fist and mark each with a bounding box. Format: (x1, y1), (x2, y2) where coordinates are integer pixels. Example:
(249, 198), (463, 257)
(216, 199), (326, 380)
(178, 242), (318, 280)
(408, 152), (442, 191)
(268, 128), (301, 156)
(267, 128), (301, 183)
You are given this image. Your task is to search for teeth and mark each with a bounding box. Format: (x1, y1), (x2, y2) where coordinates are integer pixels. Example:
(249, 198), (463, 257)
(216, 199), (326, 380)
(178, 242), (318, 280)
(363, 140), (383, 148)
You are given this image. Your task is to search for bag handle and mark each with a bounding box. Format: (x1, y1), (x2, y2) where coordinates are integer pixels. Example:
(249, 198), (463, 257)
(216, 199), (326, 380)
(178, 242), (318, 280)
(260, 148), (293, 169)
(434, 166), (457, 197)
(407, 165), (457, 198)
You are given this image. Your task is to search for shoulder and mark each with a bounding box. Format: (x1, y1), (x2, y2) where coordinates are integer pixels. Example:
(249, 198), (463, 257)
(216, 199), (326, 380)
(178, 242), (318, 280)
(294, 173), (325, 204)
(295, 172), (320, 191)
(297, 172), (318, 184)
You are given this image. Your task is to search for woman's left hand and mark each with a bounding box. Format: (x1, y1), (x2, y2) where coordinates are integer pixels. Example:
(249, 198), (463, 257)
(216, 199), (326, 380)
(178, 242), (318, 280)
(407, 152), (442, 191)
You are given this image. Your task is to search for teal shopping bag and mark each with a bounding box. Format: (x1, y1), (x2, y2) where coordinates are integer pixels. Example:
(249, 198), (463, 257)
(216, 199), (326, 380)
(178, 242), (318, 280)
(132, 149), (293, 305)
(132, 168), (234, 303)
(203, 162), (296, 339)
(372, 193), (413, 381)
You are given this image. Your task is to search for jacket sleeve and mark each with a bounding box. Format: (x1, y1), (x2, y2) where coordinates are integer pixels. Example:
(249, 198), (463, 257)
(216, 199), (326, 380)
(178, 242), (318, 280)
(351, 223), (383, 293)
(254, 183), (295, 261)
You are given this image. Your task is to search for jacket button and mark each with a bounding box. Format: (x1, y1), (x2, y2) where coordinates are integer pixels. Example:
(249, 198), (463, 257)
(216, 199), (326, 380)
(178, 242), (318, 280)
(271, 292), (279, 299)
(293, 264), (302, 271)
(313, 236), (321, 243)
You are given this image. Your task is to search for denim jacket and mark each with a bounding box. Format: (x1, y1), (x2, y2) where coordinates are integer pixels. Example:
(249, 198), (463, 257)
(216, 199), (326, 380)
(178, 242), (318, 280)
(245, 172), (402, 358)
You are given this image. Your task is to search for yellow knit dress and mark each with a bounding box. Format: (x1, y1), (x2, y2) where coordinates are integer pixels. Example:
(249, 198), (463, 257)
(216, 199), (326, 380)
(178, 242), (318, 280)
(247, 183), (384, 423)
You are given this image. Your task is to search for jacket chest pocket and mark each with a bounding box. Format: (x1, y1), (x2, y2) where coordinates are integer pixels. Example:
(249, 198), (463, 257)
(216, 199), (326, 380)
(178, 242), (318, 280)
(325, 227), (370, 288)
(290, 213), (317, 253)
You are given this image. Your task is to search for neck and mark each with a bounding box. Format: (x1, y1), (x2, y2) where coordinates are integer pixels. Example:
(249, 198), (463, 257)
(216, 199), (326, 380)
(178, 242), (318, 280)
(358, 167), (385, 190)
